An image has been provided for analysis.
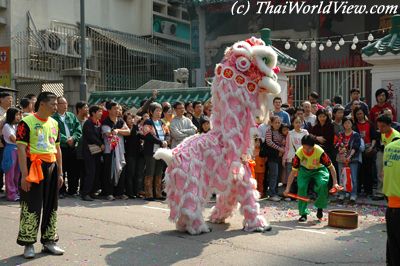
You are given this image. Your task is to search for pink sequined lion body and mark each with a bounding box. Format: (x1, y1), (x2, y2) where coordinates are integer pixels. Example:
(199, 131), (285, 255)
(154, 37), (281, 235)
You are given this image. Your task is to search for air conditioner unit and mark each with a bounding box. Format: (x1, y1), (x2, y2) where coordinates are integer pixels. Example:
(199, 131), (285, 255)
(39, 30), (68, 55)
(67, 36), (93, 58)
(161, 21), (177, 36)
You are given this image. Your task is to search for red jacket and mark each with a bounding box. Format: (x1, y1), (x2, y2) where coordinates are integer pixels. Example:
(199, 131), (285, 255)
(369, 103), (397, 125)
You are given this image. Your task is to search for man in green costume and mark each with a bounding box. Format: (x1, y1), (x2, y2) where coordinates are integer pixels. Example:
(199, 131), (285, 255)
(16, 92), (65, 259)
(284, 135), (339, 222)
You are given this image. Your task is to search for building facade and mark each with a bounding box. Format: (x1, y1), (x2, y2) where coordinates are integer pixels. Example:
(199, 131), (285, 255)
(0, 0), (194, 97)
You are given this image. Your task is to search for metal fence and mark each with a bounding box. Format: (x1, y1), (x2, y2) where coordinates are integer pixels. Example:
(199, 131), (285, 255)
(12, 20), (194, 92)
(287, 67), (372, 107)
(15, 81), (64, 102)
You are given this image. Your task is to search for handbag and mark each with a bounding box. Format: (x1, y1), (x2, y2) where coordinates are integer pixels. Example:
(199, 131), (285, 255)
(88, 144), (102, 155)
(340, 164), (353, 192)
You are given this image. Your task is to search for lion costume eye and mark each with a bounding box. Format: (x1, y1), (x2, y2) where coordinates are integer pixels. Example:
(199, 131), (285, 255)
(236, 57), (251, 72)
(262, 57), (271, 66)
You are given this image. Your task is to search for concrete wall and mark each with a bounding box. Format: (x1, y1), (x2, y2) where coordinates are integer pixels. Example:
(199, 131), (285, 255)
(370, 63), (400, 122)
(10, 0), (152, 35)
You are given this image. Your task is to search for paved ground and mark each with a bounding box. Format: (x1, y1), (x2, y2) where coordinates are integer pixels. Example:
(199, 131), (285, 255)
(0, 194), (387, 266)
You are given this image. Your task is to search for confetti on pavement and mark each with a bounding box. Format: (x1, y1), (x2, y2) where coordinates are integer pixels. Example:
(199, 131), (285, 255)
(260, 198), (386, 226)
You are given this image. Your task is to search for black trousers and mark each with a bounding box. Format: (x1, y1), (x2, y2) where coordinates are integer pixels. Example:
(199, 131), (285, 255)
(125, 155), (145, 197)
(0, 147), (4, 190)
(60, 147), (79, 195)
(102, 153), (125, 196)
(81, 152), (101, 196)
(17, 161), (59, 246)
(358, 153), (374, 195)
(386, 207), (400, 266)
(77, 158), (85, 194)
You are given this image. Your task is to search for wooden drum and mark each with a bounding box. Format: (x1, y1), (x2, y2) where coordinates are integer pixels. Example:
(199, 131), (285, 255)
(328, 209), (358, 229)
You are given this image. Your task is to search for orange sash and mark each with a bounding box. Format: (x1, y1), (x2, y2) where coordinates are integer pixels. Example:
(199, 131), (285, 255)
(26, 153), (57, 184)
(388, 196), (400, 208)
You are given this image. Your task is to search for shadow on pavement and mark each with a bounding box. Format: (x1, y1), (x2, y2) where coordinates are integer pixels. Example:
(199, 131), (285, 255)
(101, 221), (276, 265)
(1, 250), (53, 265)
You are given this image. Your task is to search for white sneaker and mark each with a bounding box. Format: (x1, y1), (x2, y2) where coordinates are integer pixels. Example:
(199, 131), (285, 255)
(270, 196), (281, 202)
(337, 194), (345, 201)
(106, 195), (115, 201)
(350, 195), (357, 202)
(42, 242), (64, 255)
(23, 244), (35, 259)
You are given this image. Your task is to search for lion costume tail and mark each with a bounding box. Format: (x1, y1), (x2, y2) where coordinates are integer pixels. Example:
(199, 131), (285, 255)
(153, 148), (173, 166)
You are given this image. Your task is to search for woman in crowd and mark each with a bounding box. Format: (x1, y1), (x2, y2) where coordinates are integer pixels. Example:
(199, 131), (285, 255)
(331, 105), (345, 175)
(81, 105), (104, 201)
(143, 103), (169, 200)
(265, 116), (285, 202)
(124, 112), (145, 199)
(203, 101), (212, 118)
(161, 105), (174, 130)
(353, 107), (377, 197)
(2, 108), (22, 201)
(310, 109), (335, 161)
(309, 108), (335, 192)
(334, 117), (362, 203)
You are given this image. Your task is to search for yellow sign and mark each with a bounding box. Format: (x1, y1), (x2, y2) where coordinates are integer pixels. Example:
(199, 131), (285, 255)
(0, 47), (11, 87)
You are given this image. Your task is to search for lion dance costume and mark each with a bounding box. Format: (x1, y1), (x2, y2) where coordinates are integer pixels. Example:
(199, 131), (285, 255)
(155, 37), (281, 235)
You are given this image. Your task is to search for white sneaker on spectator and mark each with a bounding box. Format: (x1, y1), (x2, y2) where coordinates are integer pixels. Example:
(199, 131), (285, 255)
(284, 197), (292, 202)
(106, 195), (115, 201)
(270, 196), (281, 202)
(350, 195), (357, 202)
(337, 194), (345, 201)
(116, 195), (129, 200)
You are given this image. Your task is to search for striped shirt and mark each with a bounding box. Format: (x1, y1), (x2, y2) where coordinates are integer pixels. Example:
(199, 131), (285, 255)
(265, 127), (285, 151)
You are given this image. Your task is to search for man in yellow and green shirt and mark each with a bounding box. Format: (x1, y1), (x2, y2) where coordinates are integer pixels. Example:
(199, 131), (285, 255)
(383, 137), (400, 265)
(284, 135), (339, 222)
(373, 114), (400, 201)
(16, 92), (65, 259)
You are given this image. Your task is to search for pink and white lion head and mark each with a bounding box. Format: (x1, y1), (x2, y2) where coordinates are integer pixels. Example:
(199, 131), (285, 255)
(213, 37), (281, 124)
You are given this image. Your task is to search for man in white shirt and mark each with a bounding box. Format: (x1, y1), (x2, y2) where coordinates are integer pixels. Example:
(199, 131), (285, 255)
(170, 101), (197, 148)
(302, 101), (316, 126)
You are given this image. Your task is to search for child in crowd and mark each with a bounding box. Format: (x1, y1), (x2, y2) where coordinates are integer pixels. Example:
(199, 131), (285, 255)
(199, 116), (210, 134)
(279, 123), (290, 191)
(2, 108), (22, 201)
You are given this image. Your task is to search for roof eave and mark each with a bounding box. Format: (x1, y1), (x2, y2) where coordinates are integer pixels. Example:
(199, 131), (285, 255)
(362, 52), (400, 65)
